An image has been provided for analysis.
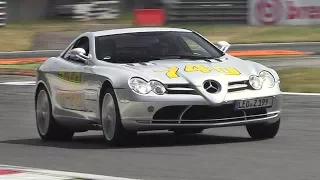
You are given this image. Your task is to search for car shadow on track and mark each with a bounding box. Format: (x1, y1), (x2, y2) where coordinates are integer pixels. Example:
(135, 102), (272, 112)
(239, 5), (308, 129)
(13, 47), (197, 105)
(0, 131), (262, 149)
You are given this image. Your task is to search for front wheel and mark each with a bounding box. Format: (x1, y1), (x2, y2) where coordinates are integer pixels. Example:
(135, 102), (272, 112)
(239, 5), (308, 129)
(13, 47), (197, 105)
(246, 119), (280, 139)
(101, 88), (136, 145)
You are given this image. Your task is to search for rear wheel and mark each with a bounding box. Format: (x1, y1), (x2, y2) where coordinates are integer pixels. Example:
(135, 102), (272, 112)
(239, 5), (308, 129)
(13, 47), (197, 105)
(101, 88), (136, 145)
(36, 88), (74, 141)
(246, 119), (280, 139)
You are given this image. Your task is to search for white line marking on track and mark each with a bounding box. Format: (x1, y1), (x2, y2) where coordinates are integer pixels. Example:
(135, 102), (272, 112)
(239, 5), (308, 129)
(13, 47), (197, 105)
(0, 81), (36, 85)
(0, 164), (140, 180)
(282, 92), (320, 96)
(0, 172), (69, 180)
(0, 50), (62, 54)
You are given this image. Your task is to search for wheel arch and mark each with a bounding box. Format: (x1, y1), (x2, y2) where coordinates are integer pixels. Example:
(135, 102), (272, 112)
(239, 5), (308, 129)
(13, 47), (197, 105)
(35, 80), (51, 105)
(99, 79), (115, 120)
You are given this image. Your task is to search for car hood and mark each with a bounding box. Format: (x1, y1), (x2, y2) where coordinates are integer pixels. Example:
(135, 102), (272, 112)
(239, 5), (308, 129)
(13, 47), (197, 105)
(116, 55), (269, 104)
(120, 56), (265, 86)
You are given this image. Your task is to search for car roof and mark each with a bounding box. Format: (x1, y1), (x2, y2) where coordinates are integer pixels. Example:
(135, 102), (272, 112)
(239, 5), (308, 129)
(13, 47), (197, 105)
(92, 27), (192, 37)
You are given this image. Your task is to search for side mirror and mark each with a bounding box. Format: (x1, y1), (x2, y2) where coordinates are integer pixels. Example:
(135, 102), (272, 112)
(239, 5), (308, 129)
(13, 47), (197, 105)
(69, 48), (90, 63)
(216, 41), (231, 53)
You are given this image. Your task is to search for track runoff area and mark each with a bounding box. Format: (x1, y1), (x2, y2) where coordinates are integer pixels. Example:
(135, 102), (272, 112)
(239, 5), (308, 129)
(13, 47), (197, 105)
(1, 42), (320, 179)
(0, 77), (319, 179)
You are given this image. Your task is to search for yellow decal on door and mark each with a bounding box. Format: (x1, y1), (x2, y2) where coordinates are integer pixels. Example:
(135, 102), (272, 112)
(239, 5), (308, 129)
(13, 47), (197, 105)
(57, 72), (82, 83)
(59, 92), (83, 108)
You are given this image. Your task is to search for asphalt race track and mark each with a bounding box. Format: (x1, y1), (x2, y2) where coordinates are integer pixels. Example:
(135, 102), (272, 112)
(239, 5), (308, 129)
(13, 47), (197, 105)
(0, 74), (320, 180)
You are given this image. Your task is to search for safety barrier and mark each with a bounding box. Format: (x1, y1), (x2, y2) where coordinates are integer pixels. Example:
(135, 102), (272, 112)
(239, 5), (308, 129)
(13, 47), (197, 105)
(0, 1), (6, 26)
(162, 0), (248, 24)
(134, 9), (166, 26)
(56, 1), (120, 21)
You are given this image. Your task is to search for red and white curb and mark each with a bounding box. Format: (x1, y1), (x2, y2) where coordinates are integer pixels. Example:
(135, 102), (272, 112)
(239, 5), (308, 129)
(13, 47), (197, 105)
(0, 165), (139, 180)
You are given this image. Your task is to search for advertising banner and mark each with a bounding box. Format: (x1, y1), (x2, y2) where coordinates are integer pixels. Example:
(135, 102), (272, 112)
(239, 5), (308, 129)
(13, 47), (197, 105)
(248, 0), (320, 25)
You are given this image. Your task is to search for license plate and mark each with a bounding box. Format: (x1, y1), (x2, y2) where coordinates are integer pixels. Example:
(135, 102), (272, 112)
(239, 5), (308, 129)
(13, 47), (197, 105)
(235, 97), (273, 110)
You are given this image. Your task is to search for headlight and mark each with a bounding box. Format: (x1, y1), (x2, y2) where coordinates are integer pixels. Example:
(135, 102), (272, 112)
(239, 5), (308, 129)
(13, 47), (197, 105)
(150, 80), (166, 95)
(129, 78), (166, 95)
(259, 70), (275, 88)
(249, 70), (275, 90)
(129, 78), (152, 94)
(249, 75), (263, 90)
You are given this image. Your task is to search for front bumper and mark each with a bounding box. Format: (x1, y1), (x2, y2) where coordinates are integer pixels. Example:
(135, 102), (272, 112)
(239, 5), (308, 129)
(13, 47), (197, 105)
(115, 89), (282, 131)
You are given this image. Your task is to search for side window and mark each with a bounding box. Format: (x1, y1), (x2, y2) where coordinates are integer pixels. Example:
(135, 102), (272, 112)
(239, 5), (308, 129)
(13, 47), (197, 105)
(62, 36), (90, 60)
(62, 44), (75, 59)
(181, 37), (211, 56)
(73, 37), (90, 56)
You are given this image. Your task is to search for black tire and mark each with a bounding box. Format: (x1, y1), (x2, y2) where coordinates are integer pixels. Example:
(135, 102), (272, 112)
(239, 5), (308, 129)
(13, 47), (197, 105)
(173, 128), (204, 135)
(100, 88), (136, 146)
(35, 86), (74, 141)
(246, 119), (280, 139)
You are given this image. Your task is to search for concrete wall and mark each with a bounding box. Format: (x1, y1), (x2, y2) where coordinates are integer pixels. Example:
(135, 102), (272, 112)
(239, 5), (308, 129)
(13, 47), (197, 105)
(6, 0), (81, 22)
(6, 0), (49, 21)
(5, 0), (160, 22)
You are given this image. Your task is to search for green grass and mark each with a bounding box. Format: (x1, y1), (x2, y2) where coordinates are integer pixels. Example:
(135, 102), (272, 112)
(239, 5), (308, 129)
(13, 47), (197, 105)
(278, 68), (320, 93)
(172, 25), (320, 44)
(0, 20), (84, 51)
(241, 55), (309, 60)
(0, 62), (319, 93)
(0, 63), (40, 69)
(1, 17), (320, 52)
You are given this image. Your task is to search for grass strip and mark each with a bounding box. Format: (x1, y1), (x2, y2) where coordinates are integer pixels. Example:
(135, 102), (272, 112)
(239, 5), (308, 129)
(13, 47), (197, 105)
(1, 19), (320, 51)
(278, 68), (320, 93)
(0, 64), (40, 69)
(0, 63), (318, 93)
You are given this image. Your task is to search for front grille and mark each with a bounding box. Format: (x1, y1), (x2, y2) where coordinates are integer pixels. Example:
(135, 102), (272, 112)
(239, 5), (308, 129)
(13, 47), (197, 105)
(182, 104), (243, 120)
(153, 105), (188, 120)
(166, 84), (198, 95)
(151, 105), (271, 124)
(228, 80), (251, 92)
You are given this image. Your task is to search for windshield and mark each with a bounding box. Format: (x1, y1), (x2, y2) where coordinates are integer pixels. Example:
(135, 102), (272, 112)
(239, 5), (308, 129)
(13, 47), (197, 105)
(95, 31), (224, 63)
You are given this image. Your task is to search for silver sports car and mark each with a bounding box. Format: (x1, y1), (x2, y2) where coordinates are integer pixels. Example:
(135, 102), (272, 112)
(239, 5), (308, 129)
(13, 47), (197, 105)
(35, 27), (282, 145)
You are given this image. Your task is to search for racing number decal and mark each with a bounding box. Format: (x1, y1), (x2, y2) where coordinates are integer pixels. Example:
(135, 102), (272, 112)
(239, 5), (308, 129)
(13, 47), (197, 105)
(185, 65), (211, 73)
(57, 71), (83, 109)
(211, 67), (241, 75)
(155, 67), (180, 78)
(166, 67), (179, 78)
(58, 72), (82, 83)
(155, 65), (241, 78)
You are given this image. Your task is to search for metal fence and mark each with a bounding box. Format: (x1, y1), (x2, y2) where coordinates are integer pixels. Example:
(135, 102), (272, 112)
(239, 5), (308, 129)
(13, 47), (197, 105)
(162, 0), (248, 24)
(0, 1), (6, 26)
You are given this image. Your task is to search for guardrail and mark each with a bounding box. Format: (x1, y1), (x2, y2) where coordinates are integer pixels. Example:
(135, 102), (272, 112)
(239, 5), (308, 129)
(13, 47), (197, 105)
(162, 0), (248, 24)
(56, 1), (120, 21)
(0, 1), (6, 26)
